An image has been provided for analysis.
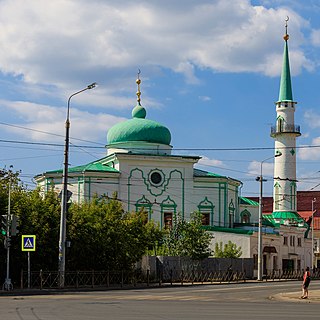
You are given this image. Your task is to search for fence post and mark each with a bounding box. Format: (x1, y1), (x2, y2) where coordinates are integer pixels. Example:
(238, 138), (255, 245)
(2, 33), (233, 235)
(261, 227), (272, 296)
(92, 270), (94, 288)
(20, 269), (23, 289)
(147, 269), (149, 287)
(170, 269), (173, 286)
(181, 270), (184, 285)
(121, 270), (124, 288)
(76, 271), (79, 289)
(107, 270), (110, 287)
(40, 269), (43, 290)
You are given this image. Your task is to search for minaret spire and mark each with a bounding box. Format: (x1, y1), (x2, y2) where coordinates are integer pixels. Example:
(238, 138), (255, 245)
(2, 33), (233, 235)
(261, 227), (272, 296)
(278, 16), (293, 102)
(271, 17), (301, 222)
(132, 69), (146, 119)
(136, 69), (142, 106)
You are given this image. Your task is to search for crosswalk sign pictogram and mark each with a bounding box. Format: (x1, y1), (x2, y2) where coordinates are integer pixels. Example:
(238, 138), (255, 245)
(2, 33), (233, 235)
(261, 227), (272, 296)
(22, 235), (36, 251)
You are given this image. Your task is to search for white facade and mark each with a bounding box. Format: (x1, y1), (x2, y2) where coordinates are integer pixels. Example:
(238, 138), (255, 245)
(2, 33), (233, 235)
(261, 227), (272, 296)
(35, 152), (241, 229)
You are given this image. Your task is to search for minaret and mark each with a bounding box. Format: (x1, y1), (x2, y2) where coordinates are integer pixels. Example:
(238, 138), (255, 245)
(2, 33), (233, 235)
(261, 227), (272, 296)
(271, 18), (301, 219)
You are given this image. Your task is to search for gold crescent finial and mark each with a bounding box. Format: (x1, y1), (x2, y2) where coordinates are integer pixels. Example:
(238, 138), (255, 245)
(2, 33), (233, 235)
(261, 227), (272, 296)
(136, 69), (142, 105)
(284, 16), (289, 41)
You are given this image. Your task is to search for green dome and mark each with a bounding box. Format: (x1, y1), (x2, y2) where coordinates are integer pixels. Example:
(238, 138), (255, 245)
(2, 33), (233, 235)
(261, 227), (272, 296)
(107, 104), (171, 145)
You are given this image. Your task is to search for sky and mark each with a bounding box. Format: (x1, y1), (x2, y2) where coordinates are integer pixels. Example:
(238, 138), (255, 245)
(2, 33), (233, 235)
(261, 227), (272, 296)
(1, 0), (320, 199)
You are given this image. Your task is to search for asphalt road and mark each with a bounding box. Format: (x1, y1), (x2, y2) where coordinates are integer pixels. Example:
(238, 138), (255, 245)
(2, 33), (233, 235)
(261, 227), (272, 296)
(1, 281), (319, 320)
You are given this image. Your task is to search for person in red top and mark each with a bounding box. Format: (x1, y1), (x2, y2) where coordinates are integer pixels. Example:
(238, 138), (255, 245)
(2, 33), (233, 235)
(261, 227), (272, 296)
(301, 267), (311, 299)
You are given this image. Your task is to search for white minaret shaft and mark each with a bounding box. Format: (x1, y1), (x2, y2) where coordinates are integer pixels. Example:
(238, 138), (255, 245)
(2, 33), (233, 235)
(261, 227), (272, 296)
(272, 22), (301, 214)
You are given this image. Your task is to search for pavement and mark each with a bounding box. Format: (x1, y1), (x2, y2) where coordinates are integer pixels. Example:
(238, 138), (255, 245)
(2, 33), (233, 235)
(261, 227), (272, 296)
(1, 282), (320, 303)
(271, 289), (320, 303)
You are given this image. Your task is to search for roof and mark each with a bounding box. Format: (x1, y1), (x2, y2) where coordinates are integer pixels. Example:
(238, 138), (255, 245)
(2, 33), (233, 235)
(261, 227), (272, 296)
(247, 191), (320, 230)
(239, 197), (259, 206)
(269, 211), (307, 228)
(193, 168), (224, 178)
(46, 162), (119, 174)
(202, 225), (253, 235)
(278, 38), (293, 102)
(107, 104), (171, 146)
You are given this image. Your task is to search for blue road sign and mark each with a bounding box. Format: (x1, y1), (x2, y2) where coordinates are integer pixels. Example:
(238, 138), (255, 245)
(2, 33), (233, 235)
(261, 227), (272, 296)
(22, 235), (36, 251)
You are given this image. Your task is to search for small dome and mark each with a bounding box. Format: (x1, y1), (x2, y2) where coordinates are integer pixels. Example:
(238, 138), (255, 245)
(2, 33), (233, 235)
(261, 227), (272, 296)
(132, 104), (146, 119)
(107, 105), (171, 146)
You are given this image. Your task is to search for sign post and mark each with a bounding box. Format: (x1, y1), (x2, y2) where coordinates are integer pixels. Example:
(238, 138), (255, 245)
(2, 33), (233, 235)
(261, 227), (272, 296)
(21, 235), (36, 289)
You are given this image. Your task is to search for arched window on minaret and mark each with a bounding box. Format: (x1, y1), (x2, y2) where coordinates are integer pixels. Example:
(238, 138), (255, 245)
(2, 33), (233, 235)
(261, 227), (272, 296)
(274, 182), (281, 211)
(290, 181), (297, 210)
(276, 115), (285, 132)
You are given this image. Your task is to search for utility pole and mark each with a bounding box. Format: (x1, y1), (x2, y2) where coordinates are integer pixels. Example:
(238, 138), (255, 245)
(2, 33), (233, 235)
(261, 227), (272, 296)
(3, 173), (13, 291)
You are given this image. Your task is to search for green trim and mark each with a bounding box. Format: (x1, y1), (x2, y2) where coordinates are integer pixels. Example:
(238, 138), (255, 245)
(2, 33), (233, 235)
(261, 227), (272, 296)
(135, 195), (153, 220)
(127, 167), (185, 215)
(239, 197), (258, 206)
(46, 161), (119, 174)
(88, 177), (91, 202)
(194, 168), (225, 178)
(202, 225), (253, 235)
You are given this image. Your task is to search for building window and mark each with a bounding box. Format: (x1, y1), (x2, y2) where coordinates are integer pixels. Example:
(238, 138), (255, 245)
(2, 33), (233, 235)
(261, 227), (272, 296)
(135, 195), (152, 221)
(283, 236), (288, 246)
(149, 169), (164, 186)
(297, 238), (302, 247)
(240, 210), (251, 223)
(160, 196), (177, 229)
(253, 254), (258, 270)
(273, 256), (278, 270)
(202, 213), (210, 226)
(164, 212), (173, 229)
(198, 197), (214, 226)
(290, 236), (295, 247)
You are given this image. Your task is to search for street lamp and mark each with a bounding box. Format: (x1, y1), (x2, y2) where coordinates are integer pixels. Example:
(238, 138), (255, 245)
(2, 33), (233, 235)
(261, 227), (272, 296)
(58, 82), (97, 288)
(311, 198), (316, 269)
(256, 151), (282, 281)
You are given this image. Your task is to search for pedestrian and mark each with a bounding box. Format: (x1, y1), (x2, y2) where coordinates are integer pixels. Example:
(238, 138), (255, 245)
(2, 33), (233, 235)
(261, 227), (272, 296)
(301, 267), (311, 299)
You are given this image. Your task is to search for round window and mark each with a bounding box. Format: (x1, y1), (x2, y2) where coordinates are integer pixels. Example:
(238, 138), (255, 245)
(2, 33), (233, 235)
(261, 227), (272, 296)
(150, 171), (162, 185)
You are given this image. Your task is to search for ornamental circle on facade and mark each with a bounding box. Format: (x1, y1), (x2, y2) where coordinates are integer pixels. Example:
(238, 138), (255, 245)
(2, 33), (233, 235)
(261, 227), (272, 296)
(149, 170), (164, 186)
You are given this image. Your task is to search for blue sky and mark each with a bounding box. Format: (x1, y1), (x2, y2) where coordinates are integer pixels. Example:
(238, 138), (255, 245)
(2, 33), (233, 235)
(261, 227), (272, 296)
(1, 0), (320, 198)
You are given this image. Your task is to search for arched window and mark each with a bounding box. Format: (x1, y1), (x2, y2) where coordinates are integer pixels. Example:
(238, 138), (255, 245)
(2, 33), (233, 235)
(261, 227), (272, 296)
(274, 182), (281, 211)
(160, 196), (177, 229)
(135, 195), (152, 221)
(240, 210), (251, 223)
(198, 197), (214, 226)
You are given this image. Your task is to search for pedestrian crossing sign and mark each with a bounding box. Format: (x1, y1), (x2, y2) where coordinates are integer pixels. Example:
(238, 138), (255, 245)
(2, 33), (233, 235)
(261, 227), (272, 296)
(22, 235), (36, 251)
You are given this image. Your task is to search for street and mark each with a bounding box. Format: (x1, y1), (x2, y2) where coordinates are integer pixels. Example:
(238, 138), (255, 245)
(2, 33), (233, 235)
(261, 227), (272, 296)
(1, 281), (319, 320)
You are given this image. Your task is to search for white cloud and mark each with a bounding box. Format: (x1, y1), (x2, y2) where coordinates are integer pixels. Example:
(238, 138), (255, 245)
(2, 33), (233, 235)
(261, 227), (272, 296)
(0, 100), (126, 143)
(198, 96), (211, 102)
(0, 0), (314, 93)
(311, 29), (320, 47)
(248, 160), (274, 176)
(304, 110), (320, 129)
(299, 137), (320, 161)
(198, 156), (225, 168)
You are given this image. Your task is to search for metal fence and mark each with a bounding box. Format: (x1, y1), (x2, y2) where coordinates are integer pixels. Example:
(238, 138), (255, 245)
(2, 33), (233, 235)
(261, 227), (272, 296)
(20, 270), (150, 289)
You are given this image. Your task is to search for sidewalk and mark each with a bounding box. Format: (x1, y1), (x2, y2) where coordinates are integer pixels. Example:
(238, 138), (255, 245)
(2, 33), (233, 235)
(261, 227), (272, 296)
(271, 290), (320, 303)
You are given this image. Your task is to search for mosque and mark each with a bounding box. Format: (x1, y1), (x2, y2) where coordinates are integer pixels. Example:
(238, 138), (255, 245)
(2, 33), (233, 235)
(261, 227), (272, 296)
(35, 22), (313, 273)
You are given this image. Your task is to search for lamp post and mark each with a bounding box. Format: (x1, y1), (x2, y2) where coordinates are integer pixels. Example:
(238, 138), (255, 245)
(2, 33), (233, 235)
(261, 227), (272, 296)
(58, 82), (97, 288)
(2, 168), (13, 291)
(311, 198), (316, 269)
(257, 151), (282, 281)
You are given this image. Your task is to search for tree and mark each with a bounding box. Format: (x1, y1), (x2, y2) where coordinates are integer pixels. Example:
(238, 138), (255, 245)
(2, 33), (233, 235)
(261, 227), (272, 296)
(162, 212), (212, 260)
(213, 241), (242, 258)
(67, 195), (164, 270)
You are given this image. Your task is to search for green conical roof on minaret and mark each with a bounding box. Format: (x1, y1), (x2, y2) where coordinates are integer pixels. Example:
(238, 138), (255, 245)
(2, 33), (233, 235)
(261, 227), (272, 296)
(278, 27), (293, 101)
